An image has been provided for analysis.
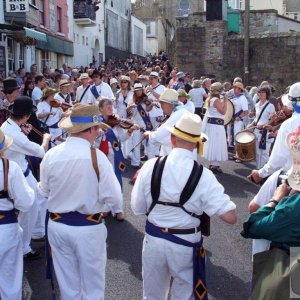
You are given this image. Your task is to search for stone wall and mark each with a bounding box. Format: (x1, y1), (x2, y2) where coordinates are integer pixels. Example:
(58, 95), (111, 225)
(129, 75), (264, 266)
(172, 13), (300, 95)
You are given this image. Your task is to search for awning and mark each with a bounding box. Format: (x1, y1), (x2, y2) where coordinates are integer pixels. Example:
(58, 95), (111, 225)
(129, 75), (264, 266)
(24, 27), (47, 42)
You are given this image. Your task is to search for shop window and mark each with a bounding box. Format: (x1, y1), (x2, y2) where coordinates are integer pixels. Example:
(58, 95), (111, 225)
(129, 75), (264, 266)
(57, 6), (62, 32)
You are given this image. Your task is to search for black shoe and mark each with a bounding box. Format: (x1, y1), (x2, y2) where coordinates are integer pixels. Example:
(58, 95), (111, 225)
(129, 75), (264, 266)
(24, 250), (42, 261)
(31, 236), (45, 242)
(140, 155), (148, 161)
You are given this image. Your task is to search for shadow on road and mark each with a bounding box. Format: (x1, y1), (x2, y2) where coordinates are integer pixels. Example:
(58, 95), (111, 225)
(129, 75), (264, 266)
(106, 217), (144, 281)
(205, 250), (250, 300)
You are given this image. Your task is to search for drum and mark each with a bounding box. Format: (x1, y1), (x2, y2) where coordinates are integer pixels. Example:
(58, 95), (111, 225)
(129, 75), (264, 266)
(224, 99), (234, 125)
(235, 130), (256, 161)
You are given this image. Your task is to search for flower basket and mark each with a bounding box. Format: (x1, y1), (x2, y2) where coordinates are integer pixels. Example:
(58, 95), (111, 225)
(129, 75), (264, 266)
(22, 37), (38, 46)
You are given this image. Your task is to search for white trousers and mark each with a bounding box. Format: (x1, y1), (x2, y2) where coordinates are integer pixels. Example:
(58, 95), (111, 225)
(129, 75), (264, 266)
(48, 220), (107, 300)
(255, 139), (272, 169)
(18, 172), (38, 254)
(142, 234), (195, 300)
(0, 223), (23, 300)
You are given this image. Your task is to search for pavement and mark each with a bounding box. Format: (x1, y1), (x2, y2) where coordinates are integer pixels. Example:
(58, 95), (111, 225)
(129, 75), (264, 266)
(23, 153), (260, 300)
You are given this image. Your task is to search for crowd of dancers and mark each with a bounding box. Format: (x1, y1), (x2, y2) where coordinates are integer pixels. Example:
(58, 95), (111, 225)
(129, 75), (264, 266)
(0, 51), (300, 300)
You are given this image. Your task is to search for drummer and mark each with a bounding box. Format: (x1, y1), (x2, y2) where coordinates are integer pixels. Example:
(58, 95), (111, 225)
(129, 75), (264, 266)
(247, 86), (275, 168)
(227, 82), (249, 162)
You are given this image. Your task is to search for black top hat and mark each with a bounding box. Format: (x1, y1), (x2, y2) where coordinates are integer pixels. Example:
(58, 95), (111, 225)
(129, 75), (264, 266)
(91, 69), (102, 78)
(8, 96), (37, 116)
(2, 78), (19, 94)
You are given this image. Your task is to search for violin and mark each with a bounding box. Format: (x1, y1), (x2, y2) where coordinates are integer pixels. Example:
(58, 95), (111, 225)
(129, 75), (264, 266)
(268, 108), (293, 127)
(106, 114), (135, 129)
(50, 99), (72, 112)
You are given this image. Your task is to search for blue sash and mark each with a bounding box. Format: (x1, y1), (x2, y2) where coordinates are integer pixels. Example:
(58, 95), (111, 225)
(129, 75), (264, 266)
(90, 85), (100, 99)
(137, 104), (153, 130)
(146, 220), (207, 300)
(259, 129), (267, 150)
(230, 109), (243, 146)
(105, 129), (127, 188)
(0, 209), (18, 225)
(48, 121), (59, 129)
(207, 117), (224, 125)
(23, 165), (30, 177)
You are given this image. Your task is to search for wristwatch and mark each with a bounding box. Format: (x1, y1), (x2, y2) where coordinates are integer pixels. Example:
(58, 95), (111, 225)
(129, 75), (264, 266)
(268, 199), (279, 206)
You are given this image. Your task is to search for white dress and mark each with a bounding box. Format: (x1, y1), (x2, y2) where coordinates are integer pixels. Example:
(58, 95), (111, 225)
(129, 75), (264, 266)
(203, 97), (228, 164)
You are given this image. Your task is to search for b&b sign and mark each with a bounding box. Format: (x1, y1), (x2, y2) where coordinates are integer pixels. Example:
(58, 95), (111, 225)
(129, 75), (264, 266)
(6, 0), (29, 12)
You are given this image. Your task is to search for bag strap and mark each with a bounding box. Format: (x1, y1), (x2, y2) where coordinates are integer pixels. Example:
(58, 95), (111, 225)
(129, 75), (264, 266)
(2, 158), (9, 193)
(179, 161), (203, 205)
(147, 156), (168, 215)
(80, 85), (90, 102)
(90, 147), (100, 182)
(256, 101), (270, 125)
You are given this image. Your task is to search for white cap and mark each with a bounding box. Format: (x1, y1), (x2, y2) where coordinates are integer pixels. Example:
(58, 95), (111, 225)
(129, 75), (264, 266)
(149, 71), (159, 78)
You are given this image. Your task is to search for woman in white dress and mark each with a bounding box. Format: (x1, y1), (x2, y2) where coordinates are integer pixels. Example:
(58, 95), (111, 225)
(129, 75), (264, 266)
(203, 82), (228, 173)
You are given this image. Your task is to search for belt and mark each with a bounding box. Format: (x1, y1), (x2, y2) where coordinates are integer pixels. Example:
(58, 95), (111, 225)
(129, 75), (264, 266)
(207, 117), (224, 125)
(23, 165), (30, 177)
(0, 209), (18, 225)
(154, 223), (201, 234)
(48, 211), (102, 226)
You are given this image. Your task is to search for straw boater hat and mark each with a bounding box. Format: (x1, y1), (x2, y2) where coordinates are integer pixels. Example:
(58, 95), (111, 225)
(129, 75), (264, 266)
(119, 75), (130, 83)
(159, 89), (179, 105)
(0, 129), (13, 154)
(59, 103), (110, 133)
(59, 79), (71, 87)
(79, 73), (89, 80)
(282, 82), (300, 110)
(286, 127), (300, 192)
(133, 82), (144, 91)
(232, 82), (244, 91)
(166, 112), (207, 155)
(42, 88), (58, 100)
(177, 89), (191, 99)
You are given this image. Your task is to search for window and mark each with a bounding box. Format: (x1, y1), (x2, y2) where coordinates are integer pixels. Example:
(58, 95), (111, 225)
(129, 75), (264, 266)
(177, 0), (191, 17)
(57, 6), (62, 32)
(41, 50), (50, 69)
(39, 0), (45, 26)
(146, 21), (156, 37)
(31, 0), (36, 6)
(7, 38), (15, 72)
(86, 37), (89, 46)
(82, 36), (85, 45)
(77, 34), (79, 44)
(19, 45), (25, 68)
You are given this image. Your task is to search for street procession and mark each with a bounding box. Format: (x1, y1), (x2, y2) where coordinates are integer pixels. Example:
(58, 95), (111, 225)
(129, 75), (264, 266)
(1, 0), (300, 299)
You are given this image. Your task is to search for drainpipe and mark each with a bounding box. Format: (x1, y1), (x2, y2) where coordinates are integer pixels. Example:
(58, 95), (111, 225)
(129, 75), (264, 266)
(244, 0), (249, 85)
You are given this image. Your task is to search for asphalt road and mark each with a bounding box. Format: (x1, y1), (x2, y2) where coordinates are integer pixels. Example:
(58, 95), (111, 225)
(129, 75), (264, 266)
(23, 154), (259, 300)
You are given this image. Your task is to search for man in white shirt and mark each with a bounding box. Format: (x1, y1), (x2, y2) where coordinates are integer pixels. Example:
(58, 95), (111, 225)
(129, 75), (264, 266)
(32, 75), (46, 106)
(0, 128), (35, 300)
(38, 103), (122, 300)
(1, 96), (50, 260)
(75, 73), (94, 105)
(90, 69), (114, 102)
(143, 89), (188, 155)
(132, 113), (237, 300)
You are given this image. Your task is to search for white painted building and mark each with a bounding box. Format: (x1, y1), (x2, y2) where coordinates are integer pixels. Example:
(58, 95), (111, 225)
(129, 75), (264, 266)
(131, 15), (147, 56)
(68, 0), (105, 68)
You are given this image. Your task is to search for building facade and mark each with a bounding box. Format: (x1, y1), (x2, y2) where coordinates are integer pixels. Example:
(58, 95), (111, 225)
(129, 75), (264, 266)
(133, 0), (203, 54)
(0, 0), (73, 75)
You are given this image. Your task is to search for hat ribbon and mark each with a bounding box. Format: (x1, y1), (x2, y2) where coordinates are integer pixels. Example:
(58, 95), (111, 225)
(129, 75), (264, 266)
(173, 126), (205, 155)
(70, 115), (103, 124)
(0, 137), (6, 150)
